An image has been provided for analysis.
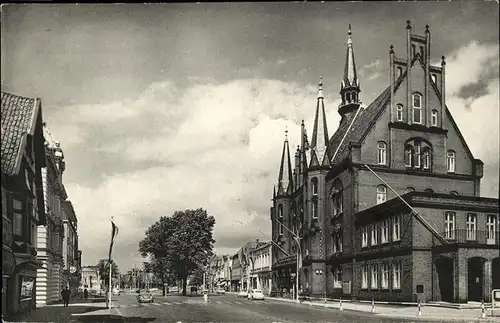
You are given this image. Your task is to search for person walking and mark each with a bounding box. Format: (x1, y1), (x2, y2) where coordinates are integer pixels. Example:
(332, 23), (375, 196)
(83, 288), (89, 300)
(61, 286), (71, 307)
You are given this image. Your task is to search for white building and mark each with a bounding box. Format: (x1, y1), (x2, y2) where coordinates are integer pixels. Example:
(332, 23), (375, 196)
(35, 135), (66, 306)
(250, 242), (273, 295)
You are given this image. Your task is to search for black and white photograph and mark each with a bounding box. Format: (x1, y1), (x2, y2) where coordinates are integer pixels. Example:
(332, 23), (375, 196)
(1, 2), (499, 322)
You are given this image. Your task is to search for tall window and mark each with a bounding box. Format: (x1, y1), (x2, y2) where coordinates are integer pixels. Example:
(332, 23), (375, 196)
(397, 66), (403, 78)
(381, 263), (390, 289)
(371, 264), (379, 289)
(486, 215), (497, 244)
(405, 145), (414, 167)
(392, 261), (401, 289)
(333, 234), (343, 253)
(371, 222), (379, 246)
(396, 104), (404, 121)
(312, 200), (318, 219)
(414, 142), (421, 168)
(444, 212), (455, 239)
(447, 150), (456, 173)
(333, 268), (342, 288)
(431, 110), (438, 126)
(412, 93), (422, 124)
(377, 141), (387, 165)
(361, 264), (368, 289)
(278, 204), (284, 236)
(361, 226), (369, 247)
(376, 185), (387, 205)
(381, 219), (389, 243)
(393, 215), (401, 241)
(13, 198), (24, 236)
(422, 147), (431, 169)
(332, 179), (343, 216)
(312, 178), (318, 196)
(466, 213), (477, 241)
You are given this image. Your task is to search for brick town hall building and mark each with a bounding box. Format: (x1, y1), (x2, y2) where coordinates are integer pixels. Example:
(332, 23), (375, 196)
(270, 22), (499, 303)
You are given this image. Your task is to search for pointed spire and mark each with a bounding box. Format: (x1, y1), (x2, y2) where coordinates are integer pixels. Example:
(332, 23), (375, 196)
(310, 76), (330, 167)
(342, 24), (358, 88)
(277, 127), (293, 195)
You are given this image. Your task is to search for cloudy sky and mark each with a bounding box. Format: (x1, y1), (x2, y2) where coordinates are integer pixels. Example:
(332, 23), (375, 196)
(2, 2), (499, 271)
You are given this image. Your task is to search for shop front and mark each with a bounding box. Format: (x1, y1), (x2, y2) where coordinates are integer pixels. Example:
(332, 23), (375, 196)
(3, 258), (41, 318)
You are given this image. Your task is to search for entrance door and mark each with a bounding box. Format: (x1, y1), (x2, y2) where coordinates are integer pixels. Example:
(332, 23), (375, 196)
(468, 258), (484, 301)
(435, 257), (454, 302)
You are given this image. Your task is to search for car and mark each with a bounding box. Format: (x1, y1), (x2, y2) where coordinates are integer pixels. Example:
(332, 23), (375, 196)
(137, 292), (154, 303)
(112, 288), (120, 296)
(248, 289), (265, 300)
(216, 288), (226, 294)
(237, 290), (248, 298)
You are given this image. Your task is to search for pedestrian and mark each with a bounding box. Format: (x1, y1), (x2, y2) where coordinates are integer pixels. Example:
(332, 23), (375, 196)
(84, 288), (89, 301)
(61, 286), (71, 307)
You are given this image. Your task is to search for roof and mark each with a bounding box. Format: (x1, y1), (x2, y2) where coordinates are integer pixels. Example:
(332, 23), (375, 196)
(1, 92), (40, 175)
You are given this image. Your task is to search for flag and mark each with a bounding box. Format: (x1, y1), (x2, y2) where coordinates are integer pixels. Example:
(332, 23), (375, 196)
(108, 220), (119, 261)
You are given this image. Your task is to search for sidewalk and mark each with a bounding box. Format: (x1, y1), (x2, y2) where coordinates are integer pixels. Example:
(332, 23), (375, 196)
(268, 296), (500, 322)
(3, 303), (108, 323)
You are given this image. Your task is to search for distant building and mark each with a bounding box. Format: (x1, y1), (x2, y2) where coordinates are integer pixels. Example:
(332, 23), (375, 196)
(269, 23), (499, 302)
(62, 200), (80, 293)
(1, 92), (46, 317)
(250, 242), (272, 295)
(230, 254), (241, 292)
(80, 266), (101, 292)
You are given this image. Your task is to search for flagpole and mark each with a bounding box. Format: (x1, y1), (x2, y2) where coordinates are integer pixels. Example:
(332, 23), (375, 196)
(108, 216), (114, 311)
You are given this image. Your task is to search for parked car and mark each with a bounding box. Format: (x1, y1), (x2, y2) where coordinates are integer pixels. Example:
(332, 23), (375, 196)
(248, 289), (265, 300)
(137, 292), (154, 303)
(237, 290), (248, 298)
(112, 288), (120, 296)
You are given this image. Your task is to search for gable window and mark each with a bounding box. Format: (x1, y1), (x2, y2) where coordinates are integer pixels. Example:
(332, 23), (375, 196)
(431, 110), (438, 126)
(422, 147), (431, 169)
(371, 263), (379, 289)
(333, 268), (342, 288)
(332, 179), (343, 216)
(381, 219), (389, 244)
(361, 226), (369, 247)
(392, 261), (402, 289)
(312, 178), (318, 196)
(361, 264), (369, 289)
(312, 200), (318, 219)
(393, 215), (401, 241)
(444, 212), (455, 239)
(466, 213), (477, 241)
(486, 215), (497, 245)
(412, 93), (422, 124)
(377, 141), (387, 165)
(446, 150), (456, 173)
(381, 263), (390, 289)
(376, 185), (387, 205)
(405, 145), (414, 167)
(396, 104), (404, 121)
(371, 222), (380, 246)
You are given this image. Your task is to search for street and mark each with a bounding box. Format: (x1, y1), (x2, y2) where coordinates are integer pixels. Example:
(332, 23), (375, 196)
(110, 292), (442, 322)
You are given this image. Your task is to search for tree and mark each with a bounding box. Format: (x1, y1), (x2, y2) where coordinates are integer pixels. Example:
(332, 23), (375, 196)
(189, 267), (204, 287)
(144, 259), (177, 296)
(139, 208), (215, 296)
(97, 259), (119, 290)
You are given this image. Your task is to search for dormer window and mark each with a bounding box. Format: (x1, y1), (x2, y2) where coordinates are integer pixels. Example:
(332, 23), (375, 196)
(396, 104), (404, 122)
(431, 110), (438, 127)
(412, 93), (422, 124)
(397, 67), (403, 78)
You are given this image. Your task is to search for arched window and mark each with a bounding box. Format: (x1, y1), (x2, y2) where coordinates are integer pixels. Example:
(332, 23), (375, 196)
(278, 204), (283, 235)
(405, 145), (414, 167)
(352, 92), (357, 102)
(405, 187), (415, 193)
(346, 92), (351, 103)
(332, 179), (343, 216)
(424, 188), (434, 193)
(447, 150), (456, 173)
(412, 93), (422, 124)
(377, 141), (387, 165)
(396, 104), (404, 122)
(376, 185), (387, 205)
(450, 191), (459, 196)
(278, 204), (283, 218)
(311, 178), (318, 196)
(422, 147), (431, 169)
(312, 200), (318, 219)
(431, 110), (438, 127)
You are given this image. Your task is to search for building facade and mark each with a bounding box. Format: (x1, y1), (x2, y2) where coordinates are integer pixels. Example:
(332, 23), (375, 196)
(250, 242), (273, 295)
(269, 23), (499, 302)
(230, 254), (241, 292)
(62, 200), (80, 294)
(1, 92), (46, 317)
(80, 266), (101, 293)
(35, 133), (66, 306)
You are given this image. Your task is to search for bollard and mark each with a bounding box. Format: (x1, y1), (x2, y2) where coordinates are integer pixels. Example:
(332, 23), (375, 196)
(339, 297), (343, 311)
(481, 299), (486, 318)
(417, 299), (422, 316)
(371, 298), (375, 313)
